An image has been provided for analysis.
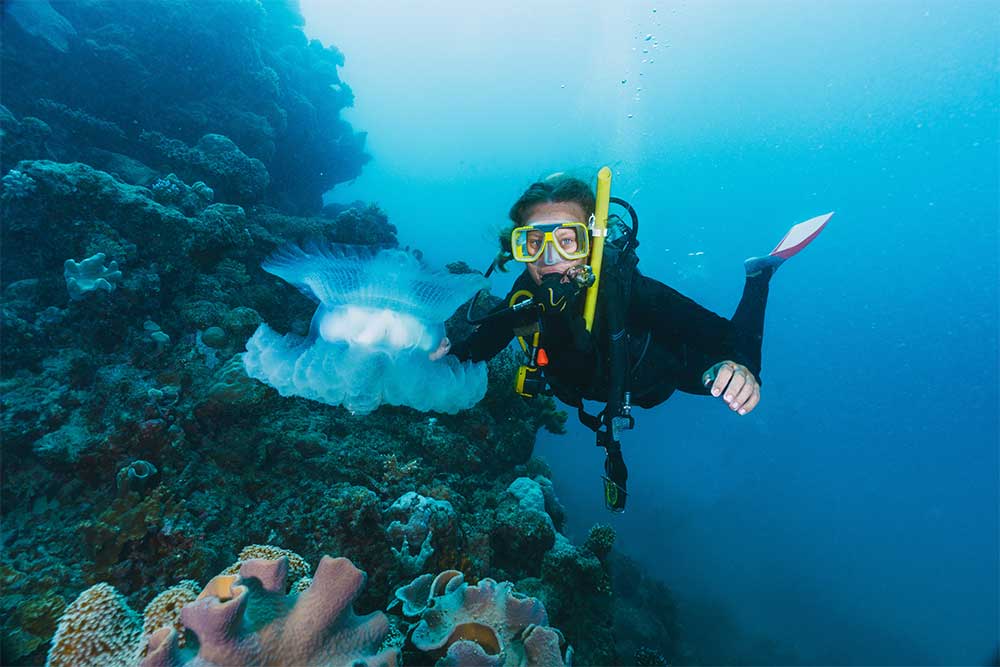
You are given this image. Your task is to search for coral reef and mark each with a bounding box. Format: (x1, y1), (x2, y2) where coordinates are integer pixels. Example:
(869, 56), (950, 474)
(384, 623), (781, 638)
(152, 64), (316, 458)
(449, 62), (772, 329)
(4, 0), (76, 54)
(2, 0), (368, 212)
(46, 555), (399, 667)
(0, 3), (702, 665)
(140, 132), (269, 206)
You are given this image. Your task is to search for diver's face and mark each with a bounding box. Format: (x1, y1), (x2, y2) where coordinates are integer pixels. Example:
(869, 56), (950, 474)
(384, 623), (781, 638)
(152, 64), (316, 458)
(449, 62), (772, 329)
(524, 201), (589, 285)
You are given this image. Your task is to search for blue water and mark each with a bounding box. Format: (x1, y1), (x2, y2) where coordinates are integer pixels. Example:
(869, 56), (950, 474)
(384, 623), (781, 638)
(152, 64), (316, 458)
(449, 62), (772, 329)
(304, 1), (998, 664)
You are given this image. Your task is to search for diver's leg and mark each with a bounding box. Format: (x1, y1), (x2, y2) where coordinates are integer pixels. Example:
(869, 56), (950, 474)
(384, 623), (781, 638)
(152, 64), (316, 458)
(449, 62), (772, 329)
(733, 211), (833, 368)
(745, 211), (834, 278)
(731, 272), (770, 371)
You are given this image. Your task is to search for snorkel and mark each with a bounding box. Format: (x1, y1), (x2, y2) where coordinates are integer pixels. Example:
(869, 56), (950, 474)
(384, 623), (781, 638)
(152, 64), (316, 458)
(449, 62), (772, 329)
(583, 166), (612, 332)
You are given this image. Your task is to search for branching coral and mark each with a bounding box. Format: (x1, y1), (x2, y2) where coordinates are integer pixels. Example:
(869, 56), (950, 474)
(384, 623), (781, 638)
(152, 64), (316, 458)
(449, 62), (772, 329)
(584, 523), (616, 560)
(139, 132), (269, 205)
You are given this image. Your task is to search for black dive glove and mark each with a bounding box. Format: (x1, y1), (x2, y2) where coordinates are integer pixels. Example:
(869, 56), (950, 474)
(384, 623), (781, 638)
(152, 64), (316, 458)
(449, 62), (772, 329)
(530, 272), (583, 313)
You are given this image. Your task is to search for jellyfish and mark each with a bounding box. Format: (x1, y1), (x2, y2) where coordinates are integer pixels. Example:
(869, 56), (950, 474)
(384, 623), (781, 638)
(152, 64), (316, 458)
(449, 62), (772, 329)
(242, 243), (489, 415)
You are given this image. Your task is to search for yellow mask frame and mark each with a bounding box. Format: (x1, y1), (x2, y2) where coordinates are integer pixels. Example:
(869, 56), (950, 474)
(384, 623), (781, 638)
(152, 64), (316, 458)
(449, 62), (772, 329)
(510, 221), (591, 263)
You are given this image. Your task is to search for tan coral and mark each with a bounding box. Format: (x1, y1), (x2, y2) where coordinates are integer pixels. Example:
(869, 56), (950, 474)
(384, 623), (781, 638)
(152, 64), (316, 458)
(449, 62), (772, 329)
(197, 574), (239, 601)
(142, 580), (199, 647)
(220, 544), (310, 585)
(46, 582), (143, 667)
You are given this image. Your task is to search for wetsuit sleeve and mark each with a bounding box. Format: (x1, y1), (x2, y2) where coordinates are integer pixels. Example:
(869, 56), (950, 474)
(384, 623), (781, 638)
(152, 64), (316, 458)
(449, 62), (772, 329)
(628, 270), (760, 393)
(450, 274), (536, 362)
(449, 302), (518, 362)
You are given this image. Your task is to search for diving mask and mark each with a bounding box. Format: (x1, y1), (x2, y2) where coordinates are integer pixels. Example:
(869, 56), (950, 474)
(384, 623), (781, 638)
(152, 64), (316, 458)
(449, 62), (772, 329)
(511, 221), (591, 264)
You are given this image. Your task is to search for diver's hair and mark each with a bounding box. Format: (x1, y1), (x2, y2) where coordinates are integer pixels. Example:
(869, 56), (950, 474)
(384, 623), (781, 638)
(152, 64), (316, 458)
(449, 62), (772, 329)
(495, 174), (597, 271)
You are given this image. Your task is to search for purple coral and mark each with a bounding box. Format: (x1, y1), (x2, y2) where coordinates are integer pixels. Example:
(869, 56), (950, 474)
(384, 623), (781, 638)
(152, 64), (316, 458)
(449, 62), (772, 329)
(141, 556), (398, 667)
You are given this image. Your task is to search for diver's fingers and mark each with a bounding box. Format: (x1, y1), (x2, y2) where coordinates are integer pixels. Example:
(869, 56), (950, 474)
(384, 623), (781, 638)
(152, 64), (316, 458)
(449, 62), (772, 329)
(428, 337), (451, 361)
(739, 384), (761, 415)
(732, 378), (756, 412)
(709, 362), (736, 397)
(722, 366), (747, 404)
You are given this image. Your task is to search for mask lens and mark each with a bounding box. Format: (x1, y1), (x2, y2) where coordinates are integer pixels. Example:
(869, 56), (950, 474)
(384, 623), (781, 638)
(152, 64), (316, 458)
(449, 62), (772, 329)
(553, 227), (578, 254)
(553, 223), (590, 260)
(512, 227), (546, 261)
(511, 222), (590, 262)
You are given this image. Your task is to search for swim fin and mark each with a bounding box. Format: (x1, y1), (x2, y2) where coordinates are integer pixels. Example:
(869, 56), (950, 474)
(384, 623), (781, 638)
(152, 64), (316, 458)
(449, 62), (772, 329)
(745, 211), (834, 277)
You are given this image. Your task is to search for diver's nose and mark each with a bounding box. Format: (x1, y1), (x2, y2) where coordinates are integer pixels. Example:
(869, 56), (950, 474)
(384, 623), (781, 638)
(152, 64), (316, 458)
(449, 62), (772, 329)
(543, 242), (559, 265)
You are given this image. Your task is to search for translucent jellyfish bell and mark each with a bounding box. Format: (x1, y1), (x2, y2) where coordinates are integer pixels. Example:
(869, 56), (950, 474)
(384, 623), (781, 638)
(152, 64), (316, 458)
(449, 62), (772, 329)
(243, 243), (489, 415)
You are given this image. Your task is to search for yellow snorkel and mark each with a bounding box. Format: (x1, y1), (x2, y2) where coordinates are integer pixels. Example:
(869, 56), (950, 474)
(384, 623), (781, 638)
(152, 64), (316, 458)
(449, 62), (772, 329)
(583, 166), (612, 332)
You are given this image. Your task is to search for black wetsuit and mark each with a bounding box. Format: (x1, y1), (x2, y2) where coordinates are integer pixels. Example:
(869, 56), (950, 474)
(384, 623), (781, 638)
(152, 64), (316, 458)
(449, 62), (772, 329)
(451, 265), (771, 410)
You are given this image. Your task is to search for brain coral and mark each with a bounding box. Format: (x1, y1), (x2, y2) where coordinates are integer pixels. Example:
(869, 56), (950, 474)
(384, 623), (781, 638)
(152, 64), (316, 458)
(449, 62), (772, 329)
(46, 582), (142, 667)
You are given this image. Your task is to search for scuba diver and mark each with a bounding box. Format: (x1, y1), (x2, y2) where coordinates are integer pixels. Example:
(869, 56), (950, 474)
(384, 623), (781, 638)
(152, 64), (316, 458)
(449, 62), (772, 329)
(430, 168), (832, 512)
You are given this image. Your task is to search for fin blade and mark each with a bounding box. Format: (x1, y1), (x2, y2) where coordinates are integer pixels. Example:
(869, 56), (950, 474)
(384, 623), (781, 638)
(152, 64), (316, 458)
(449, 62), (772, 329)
(770, 211), (834, 259)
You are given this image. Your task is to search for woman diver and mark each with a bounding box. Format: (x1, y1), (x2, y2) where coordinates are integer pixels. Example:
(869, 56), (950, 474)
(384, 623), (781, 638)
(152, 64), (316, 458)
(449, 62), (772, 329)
(430, 170), (830, 511)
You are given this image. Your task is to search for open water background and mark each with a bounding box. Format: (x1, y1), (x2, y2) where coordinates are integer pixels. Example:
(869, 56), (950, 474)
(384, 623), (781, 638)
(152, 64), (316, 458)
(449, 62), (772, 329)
(302, 1), (999, 664)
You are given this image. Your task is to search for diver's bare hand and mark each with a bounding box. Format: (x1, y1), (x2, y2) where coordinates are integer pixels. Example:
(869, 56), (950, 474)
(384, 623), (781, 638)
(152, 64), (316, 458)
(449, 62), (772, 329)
(429, 336), (451, 361)
(702, 360), (760, 415)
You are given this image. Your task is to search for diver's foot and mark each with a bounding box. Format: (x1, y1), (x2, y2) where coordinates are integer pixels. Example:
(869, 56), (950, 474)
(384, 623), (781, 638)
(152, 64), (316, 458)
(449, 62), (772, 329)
(747, 211), (835, 278)
(744, 254), (785, 279)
